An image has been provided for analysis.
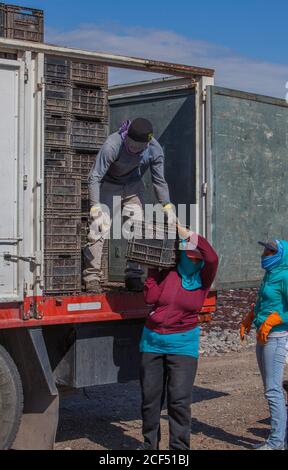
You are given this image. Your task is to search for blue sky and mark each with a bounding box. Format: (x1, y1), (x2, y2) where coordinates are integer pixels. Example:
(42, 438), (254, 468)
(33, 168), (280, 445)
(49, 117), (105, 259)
(16, 0), (288, 97)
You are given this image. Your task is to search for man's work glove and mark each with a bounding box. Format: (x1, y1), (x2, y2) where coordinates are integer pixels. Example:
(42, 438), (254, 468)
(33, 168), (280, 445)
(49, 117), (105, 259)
(90, 205), (102, 220)
(162, 203), (177, 225)
(257, 312), (284, 345)
(240, 305), (255, 341)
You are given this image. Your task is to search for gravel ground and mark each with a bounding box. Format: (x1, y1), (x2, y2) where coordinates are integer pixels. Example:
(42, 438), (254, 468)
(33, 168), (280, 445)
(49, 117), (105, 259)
(54, 289), (288, 451)
(55, 351), (288, 451)
(200, 288), (258, 356)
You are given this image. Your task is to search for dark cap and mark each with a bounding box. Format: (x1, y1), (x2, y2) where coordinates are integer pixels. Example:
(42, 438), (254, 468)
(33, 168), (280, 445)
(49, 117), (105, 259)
(258, 240), (278, 253)
(128, 118), (153, 143)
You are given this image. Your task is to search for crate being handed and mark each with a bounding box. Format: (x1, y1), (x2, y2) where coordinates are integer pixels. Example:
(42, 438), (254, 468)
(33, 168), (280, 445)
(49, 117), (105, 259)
(126, 220), (177, 269)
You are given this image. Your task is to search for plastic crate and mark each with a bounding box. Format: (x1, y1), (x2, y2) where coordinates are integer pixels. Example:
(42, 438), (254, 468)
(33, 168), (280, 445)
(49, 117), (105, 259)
(0, 51), (17, 59)
(44, 213), (81, 252)
(81, 180), (90, 215)
(81, 197), (89, 215)
(72, 86), (108, 119)
(81, 181), (89, 194)
(69, 152), (97, 178)
(71, 61), (108, 87)
(101, 239), (109, 282)
(71, 119), (107, 151)
(81, 216), (89, 247)
(44, 252), (82, 294)
(5, 5), (44, 42)
(45, 56), (70, 81)
(44, 147), (71, 171)
(45, 112), (71, 147)
(0, 3), (5, 37)
(45, 172), (81, 211)
(126, 221), (177, 268)
(45, 81), (71, 112)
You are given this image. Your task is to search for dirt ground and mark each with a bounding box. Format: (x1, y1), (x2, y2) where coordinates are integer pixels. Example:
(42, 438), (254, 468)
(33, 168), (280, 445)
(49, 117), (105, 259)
(55, 350), (288, 451)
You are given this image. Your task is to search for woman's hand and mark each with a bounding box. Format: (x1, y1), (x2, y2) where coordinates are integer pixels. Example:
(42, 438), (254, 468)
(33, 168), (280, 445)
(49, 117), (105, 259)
(177, 223), (191, 240)
(257, 312), (283, 345)
(240, 304), (255, 341)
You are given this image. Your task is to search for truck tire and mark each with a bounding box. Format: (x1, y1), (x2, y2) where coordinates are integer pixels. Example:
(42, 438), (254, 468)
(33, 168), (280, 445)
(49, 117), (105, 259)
(0, 345), (23, 450)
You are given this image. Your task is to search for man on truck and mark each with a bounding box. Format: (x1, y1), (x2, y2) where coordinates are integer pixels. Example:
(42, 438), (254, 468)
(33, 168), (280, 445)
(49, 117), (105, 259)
(83, 118), (172, 294)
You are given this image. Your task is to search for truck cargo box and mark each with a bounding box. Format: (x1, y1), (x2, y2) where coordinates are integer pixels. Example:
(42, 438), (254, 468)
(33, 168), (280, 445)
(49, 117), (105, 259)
(109, 80), (288, 289)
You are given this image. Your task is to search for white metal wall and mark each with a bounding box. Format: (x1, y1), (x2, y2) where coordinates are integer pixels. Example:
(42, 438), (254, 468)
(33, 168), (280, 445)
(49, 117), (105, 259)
(0, 53), (44, 302)
(0, 59), (22, 301)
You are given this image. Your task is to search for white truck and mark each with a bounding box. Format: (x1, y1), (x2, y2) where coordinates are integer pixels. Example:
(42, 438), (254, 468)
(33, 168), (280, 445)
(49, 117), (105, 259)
(1, 33), (287, 451)
(0, 37), (216, 450)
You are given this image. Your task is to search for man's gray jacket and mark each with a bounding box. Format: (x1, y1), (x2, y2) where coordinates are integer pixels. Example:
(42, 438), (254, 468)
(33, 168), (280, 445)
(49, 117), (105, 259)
(88, 132), (170, 206)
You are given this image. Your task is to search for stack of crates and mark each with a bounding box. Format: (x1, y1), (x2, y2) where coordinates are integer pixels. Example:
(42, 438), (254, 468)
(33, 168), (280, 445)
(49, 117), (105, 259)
(44, 58), (81, 294)
(0, 3), (44, 42)
(69, 60), (108, 250)
(44, 56), (109, 293)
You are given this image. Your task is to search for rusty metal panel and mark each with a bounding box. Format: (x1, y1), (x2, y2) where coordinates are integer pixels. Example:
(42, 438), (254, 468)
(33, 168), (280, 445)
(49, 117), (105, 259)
(207, 86), (288, 288)
(109, 88), (196, 281)
(0, 37), (214, 78)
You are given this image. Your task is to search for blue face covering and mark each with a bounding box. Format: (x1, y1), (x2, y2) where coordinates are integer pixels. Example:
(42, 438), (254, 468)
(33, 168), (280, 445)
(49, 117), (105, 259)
(261, 240), (284, 272)
(177, 251), (204, 291)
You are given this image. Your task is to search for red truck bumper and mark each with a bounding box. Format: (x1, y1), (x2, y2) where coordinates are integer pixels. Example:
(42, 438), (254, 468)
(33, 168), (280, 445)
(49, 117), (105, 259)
(0, 290), (216, 330)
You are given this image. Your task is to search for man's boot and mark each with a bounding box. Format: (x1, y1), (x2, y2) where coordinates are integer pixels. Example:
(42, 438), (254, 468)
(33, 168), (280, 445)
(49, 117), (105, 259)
(125, 278), (144, 292)
(85, 280), (102, 294)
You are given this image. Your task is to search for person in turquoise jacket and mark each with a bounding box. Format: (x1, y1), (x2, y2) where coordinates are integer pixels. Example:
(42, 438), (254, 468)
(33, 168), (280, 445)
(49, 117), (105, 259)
(240, 240), (288, 450)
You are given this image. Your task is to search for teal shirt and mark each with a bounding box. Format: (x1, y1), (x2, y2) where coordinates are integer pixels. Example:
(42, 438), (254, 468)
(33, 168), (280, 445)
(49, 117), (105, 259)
(140, 326), (200, 358)
(254, 240), (288, 332)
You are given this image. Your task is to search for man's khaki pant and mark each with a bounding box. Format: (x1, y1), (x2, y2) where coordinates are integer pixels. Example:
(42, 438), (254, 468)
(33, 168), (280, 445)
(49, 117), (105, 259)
(83, 180), (145, 285)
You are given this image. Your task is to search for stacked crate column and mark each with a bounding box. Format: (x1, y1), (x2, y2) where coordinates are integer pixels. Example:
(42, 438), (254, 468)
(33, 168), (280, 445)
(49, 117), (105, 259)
(44, 172), (82, 293)
(4, 4), (44, 42)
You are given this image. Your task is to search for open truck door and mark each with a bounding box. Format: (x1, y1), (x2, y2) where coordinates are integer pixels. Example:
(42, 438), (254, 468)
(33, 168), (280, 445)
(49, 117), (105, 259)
(108, 76), (214, 281)
(205, 86), (288, 289)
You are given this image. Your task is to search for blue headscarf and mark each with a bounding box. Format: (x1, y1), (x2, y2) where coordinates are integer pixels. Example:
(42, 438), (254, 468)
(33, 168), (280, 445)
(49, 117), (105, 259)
(261, 240), (284, 272)
(177, 250), (204, 291)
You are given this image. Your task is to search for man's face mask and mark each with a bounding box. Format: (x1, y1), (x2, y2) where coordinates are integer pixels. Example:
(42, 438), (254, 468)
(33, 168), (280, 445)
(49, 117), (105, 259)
(124, 136), (148, 155)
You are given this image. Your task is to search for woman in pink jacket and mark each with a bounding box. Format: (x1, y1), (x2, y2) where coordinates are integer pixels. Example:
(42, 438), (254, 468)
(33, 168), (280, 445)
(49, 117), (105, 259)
(139, 231), (218, 450)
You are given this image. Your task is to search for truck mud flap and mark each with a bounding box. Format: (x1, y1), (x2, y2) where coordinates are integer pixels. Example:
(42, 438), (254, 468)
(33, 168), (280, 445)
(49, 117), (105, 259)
(0, 328), (59, 450)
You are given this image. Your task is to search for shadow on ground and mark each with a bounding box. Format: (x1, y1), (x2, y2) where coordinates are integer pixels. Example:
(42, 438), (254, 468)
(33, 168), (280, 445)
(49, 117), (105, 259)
(190, 418), (260, 449)
(56, 382), (248, 449)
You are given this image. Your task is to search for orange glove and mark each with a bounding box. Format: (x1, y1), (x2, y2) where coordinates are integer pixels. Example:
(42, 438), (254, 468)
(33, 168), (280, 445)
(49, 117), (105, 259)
(257, 312), (283, 345)
(240, 305), (255, 341)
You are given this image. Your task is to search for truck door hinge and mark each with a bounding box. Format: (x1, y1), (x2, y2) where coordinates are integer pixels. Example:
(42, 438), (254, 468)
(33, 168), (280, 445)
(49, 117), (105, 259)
(37, 83), (43, 92)
(24, 282), (28, 296)
(23, 298), (43, 321)
(23, 174), (28, 190)
(4, 253), (38, 264)
(201, 182), (208, 196)
(24, 66), (29, 84)
(202, 90), (207, 102)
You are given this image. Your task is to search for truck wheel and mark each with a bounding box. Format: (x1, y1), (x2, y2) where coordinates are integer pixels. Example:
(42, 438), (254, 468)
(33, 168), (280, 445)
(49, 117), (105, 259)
(0, 345), (23, 450)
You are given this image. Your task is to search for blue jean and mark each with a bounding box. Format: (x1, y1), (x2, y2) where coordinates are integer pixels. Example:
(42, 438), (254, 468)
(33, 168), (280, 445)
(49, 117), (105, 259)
(256, 336), (287, 449)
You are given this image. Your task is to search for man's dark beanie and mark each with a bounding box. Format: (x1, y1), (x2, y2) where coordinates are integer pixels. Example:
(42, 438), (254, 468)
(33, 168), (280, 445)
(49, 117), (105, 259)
(128, 118), (153, 143)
